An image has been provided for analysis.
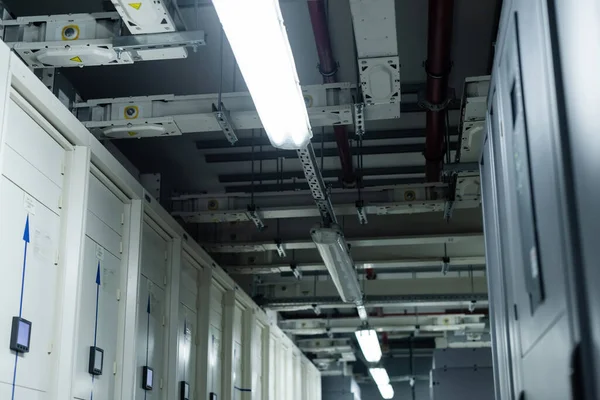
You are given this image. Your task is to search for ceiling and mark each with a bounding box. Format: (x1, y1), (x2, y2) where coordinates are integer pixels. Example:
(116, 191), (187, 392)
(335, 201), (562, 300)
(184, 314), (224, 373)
(3, 0), (500, 391)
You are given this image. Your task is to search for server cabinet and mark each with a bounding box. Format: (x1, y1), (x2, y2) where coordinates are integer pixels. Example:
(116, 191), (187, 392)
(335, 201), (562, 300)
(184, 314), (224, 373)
(482, 0), (600, 399)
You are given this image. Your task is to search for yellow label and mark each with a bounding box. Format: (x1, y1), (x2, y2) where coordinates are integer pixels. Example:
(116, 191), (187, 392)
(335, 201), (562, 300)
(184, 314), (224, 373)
(128, 131), (138, 137)
(128, 2), (142, 10)
(70, 56), (83, 63)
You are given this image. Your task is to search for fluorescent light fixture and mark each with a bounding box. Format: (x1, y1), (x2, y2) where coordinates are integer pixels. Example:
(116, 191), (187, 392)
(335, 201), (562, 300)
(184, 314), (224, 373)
(311, 224), (362, 303)
(378, 383), (394, 399)
(355, 329), (382, 363)
(212, 0), (313, 149)
(369, 368), (390, 386)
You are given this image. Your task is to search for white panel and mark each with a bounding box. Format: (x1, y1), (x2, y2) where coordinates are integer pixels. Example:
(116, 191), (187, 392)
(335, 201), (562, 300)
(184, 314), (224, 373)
(349, 0), (398, 58)
(136, 278), (166, 400)
(180, 258), (198, 312)
(141, 221), (168, 287)
(88, 173), (124, 234)
(233, 342), (243, 399)
(268, 335), (276, 400)
(0, 177), (61, 393)
(209, 325), (223, 398)
(233, 304), (243, 345)
(178, 304), (197, 398)
(2, 145), (63, 216)
(85, 211), (122, 259)
(252, 323), (263, 400)
(72, 236), (121, 400)
(210, 282), (224, 330)
(5, 99), (66, 189)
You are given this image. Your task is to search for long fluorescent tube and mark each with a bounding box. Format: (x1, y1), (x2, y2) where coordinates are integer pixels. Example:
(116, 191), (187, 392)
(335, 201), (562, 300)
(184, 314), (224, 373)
(212, 0), (313, 149)
(369, 368), (390, 386)
(311, 224), (362, 303)
(355, 329), (382, 363)
(378, 383), (394, 399)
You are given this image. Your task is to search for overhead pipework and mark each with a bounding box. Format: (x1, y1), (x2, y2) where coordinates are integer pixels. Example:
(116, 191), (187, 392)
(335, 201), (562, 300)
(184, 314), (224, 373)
(423, 0), (455, 182)
(307, 0), (355, 187)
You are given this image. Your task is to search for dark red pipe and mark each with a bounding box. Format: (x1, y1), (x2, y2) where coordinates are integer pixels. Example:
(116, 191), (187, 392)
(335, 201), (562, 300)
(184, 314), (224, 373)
(307, 0), (355, 187)
(424, 0), (455, 182)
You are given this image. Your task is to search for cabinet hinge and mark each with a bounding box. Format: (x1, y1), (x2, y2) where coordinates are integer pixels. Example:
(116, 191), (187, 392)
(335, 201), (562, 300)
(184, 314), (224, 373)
(120, 241), (123, 254)
(113, 362), (117, 375)
(58, 195), (63, 210)
(116, 289), (121, 301)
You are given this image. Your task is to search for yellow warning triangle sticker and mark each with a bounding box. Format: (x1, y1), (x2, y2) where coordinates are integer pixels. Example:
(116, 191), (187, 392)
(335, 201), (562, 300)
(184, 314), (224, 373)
(70, 56), (82, 63)
(128, 2), (142, 10)
(128, 131), (138, 137)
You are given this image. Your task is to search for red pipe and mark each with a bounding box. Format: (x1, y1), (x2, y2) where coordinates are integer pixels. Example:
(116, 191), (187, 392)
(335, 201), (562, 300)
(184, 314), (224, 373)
(307, 0), (355, 187)
(424, 0), (455, 182)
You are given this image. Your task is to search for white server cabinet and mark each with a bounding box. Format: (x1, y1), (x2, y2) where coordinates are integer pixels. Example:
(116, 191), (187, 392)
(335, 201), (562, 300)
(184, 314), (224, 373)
(209, 281), (225, 399)
(0, 38), (321, 400)
(72, 173), (126, 400)
(178, 255), (198, 399)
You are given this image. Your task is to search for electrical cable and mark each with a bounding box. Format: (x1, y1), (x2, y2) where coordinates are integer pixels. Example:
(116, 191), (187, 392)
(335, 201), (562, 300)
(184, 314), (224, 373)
(251, 129), (255, 204)
(218, 28), (224, 108)
(445, 109), (452, 164)
(321, 127), (325, 171)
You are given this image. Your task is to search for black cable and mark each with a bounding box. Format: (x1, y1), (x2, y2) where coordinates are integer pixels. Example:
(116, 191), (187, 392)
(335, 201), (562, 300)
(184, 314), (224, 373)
(321, 127), (325, 171)
(251, 129), (255, 204)
(445, 110), (452, 164)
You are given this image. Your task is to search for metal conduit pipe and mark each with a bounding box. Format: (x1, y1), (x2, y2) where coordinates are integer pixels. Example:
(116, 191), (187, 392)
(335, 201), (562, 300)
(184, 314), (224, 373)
(307, 0), (356, 187)
(424, 0), (455, 181)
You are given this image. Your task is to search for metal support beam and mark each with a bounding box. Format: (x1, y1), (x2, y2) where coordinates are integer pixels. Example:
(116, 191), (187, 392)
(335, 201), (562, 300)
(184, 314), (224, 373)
(261, 294), (488, 312)
(279, 314), (486, 335)
(112, 30), (206, 53)
(173, 199), (479, 224)
(197, 127), (458, 150)
(296, 338), (354, 354)
(203, 142), (459, 163)
(224, 256), (486, 275)
(204, 233), (483, 253)
(297, 143), (337, 225)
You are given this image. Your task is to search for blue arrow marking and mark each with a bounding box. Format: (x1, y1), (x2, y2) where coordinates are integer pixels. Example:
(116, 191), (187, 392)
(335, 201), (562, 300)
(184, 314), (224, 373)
(145, 294), (151, 400)
(12, 215), (31, 400)
(183, 319), (188, 381)
(93, 262), (101, 347)
(91, 262), (101, 400)
(234, 387), (252, 392)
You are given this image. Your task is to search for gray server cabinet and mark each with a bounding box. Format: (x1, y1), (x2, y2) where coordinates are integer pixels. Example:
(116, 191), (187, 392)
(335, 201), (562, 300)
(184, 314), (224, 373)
(481, 0), (600, 399)
(430, 367), (495, 400)
(432, 348), (493, 370)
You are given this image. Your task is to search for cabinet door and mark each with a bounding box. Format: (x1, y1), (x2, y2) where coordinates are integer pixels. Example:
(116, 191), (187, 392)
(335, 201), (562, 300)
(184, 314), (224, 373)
(497, 4), (574, 399)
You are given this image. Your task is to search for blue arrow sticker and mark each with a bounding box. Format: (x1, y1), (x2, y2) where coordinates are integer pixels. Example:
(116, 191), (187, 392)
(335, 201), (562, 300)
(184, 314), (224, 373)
(13, 215), (31, 400)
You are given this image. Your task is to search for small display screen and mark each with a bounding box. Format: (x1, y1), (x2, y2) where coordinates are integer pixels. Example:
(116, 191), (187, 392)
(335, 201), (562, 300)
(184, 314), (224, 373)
(143, 366), (154, 390)
(17, 321), (30, 347)
(94, 348), (103, 370)
(10, 317), (31, 352)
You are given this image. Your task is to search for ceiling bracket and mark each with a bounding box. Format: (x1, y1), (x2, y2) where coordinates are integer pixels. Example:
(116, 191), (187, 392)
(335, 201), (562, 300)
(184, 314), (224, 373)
(355, 200), (368, 225)
(290, 262), (302, 280)
(354, 103), (365, 136)
(246, 204), (265, 231)
(213, 102), (238, 145)
(274, 239), (287, 258)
